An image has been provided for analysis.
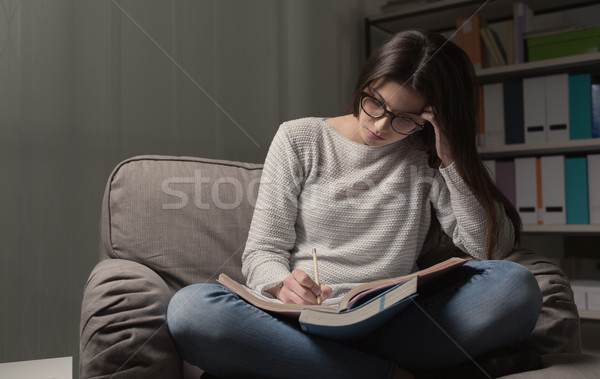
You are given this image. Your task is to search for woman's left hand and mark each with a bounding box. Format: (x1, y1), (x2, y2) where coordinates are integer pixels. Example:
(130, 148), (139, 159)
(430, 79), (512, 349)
(421, 105), (454, 167)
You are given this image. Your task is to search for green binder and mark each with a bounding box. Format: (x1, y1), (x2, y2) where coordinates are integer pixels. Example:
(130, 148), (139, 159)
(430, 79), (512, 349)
(528, 28), (600, 62)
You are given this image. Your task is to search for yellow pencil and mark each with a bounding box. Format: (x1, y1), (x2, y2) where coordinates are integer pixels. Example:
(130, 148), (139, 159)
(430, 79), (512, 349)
(312, 248), (321, 305)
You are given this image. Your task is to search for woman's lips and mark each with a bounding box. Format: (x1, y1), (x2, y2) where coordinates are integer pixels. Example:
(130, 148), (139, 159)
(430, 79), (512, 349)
(366, 128), (385, 141)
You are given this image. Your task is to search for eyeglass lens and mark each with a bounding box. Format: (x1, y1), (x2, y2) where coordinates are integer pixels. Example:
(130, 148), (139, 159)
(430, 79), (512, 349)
(361, 95), (421, 134)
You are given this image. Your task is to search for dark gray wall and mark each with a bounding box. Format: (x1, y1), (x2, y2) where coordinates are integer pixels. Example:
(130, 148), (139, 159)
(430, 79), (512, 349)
(0, 0), (386, 376)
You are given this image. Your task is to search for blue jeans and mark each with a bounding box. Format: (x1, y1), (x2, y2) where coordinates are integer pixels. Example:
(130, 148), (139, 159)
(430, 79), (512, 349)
(167, 260), (542, 379)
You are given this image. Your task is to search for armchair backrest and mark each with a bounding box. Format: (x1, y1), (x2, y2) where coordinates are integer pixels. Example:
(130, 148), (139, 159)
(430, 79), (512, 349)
(99, 155), (263, 292)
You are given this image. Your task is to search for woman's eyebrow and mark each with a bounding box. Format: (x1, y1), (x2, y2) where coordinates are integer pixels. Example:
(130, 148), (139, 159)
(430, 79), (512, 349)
(372, 88), (423, 116)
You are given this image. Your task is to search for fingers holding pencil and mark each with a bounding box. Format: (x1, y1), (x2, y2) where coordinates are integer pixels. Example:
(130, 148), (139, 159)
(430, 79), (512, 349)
(271, 247), (332, 305)
(278, 270), (331, 305)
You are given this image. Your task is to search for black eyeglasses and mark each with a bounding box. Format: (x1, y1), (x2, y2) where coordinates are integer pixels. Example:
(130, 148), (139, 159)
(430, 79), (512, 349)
(360, 92), (426, 135)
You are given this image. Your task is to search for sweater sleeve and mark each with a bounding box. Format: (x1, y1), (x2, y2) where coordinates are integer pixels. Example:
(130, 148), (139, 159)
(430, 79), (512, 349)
(431, 162), (515, 260)
(242, 126), (304, 293)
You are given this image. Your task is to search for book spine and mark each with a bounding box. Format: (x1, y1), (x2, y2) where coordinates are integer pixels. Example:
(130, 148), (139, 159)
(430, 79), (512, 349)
(569, 74), (593, 140)
(505, 20), (516, 65)
(514, 2), (526, 63)
(481, 27), (503, 67)
(514, 1), (533, 64)
(456, 15), (483, 70)
(488, 26), (507, 65)
(592, 84), (600, 138)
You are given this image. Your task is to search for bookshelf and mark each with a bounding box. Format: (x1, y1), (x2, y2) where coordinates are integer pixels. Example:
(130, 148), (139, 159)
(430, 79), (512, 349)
(367, 1), (600, 322)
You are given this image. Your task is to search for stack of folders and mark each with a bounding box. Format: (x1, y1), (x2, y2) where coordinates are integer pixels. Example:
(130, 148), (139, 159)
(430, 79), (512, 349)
(479, 73), (600, 147)
(483, 155), (600, 225)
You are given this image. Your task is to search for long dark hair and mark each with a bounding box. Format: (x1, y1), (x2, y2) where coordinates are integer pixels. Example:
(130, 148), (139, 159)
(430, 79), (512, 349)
(351, 29), (521, 258)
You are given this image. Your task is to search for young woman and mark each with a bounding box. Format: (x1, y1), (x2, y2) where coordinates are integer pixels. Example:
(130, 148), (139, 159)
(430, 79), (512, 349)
(167, 29), (542, 378)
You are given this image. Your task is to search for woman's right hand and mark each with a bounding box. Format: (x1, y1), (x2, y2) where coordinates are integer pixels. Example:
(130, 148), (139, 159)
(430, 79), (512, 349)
(270, 269), (332, 305)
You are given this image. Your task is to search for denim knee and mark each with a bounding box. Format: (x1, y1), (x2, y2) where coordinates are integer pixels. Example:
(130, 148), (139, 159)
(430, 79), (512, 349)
(501, 261), (542, 317)
(167, 284), (225, 346)
(486, 260), (543, 338)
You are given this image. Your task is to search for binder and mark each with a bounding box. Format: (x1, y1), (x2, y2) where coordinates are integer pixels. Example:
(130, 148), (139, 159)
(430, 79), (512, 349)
(569, 74), (592, 140)
(483, 160), (496, 182)
(513, 1), (534, 64)
(540, 155), (566, 224)
(515, 157), (538, 224)
(546, 74), (570, 142)
(523, 77), (547, 144)
(565, 157), (589, 224)
(496, 160), (516, 207)
(483, 83), (505, 146)
(589, 154), (600, 224)
(592, 84), (600, 138)
(503, 81), (525, 144)
(456, 15), (483, 70)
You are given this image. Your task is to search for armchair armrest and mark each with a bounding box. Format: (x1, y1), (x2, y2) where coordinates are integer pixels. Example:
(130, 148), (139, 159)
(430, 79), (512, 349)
(79, 259), (183, 378)
(506, 248), (581, 355)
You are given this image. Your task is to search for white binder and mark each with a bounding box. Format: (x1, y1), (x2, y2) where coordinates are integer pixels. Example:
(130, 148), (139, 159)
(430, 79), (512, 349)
(589, 154), (600, 224)
(541, 155), (566, 224)
(523, 76), (547, 144)
(546, 74), (570, 142)
(483, 83), (505, 146)
(515, 157), (538, 224)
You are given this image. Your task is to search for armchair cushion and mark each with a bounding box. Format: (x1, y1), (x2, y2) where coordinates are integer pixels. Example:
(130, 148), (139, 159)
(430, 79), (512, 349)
(79, 259), (182, 378)
(99, 156), (263, 291)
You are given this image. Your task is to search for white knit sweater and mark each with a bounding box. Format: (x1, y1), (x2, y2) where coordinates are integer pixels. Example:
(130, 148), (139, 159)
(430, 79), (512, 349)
(242, 117), (514, 304)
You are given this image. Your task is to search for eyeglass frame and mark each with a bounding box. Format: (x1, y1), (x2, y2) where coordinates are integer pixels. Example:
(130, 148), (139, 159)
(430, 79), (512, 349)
(359, 91), (427, 135)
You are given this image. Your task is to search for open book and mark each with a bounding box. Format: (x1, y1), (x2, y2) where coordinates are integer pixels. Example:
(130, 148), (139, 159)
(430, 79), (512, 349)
(217, 257), (470, 340)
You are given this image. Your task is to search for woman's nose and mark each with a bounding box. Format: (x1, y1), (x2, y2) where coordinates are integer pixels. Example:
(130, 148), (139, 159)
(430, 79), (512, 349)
(372, 115), (392, 132)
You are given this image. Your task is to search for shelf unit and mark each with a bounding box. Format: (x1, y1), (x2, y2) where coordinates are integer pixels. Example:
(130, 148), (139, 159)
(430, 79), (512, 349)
(476, 49), (600, 239)
(368, 1), (600, 236)
(367, 1), (600, 321)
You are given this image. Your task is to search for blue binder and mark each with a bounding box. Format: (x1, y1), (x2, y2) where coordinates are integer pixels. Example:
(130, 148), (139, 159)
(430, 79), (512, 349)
(569, 74), (592, 140)
(565, 157), (589, 224)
